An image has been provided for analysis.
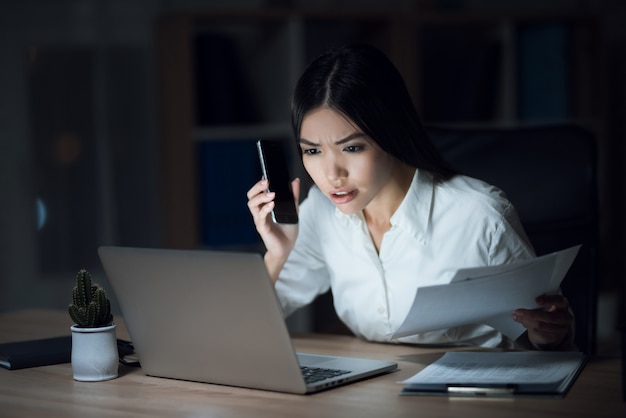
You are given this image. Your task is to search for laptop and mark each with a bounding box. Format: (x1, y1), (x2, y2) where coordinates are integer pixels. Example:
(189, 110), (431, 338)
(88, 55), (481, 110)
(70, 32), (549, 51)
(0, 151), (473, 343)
(98, 246), (397, 394)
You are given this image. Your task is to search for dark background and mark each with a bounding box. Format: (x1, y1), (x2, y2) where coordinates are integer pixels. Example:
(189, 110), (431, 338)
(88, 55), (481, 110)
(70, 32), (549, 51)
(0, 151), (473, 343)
(0, 0), (624, 354)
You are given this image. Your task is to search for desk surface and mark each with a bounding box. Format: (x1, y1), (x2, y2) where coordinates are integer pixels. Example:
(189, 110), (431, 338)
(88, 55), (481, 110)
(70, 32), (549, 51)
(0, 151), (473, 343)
(1, 309), (624, 418)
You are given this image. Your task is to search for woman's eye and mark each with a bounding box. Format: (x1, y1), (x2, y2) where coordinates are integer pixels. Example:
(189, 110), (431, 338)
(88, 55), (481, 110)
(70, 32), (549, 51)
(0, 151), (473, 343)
(345, 145), (363, 153)
(302, 148), (319, 155)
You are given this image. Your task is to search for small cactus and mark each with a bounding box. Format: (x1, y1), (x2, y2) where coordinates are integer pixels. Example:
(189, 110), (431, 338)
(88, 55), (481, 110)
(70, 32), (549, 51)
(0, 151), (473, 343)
(69, 269), (113, 328)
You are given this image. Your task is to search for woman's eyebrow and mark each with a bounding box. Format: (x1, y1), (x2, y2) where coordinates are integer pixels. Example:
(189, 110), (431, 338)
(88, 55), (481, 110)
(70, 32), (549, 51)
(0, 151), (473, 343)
(299, 132), (366, 146)
(335, 132), (367, 145)
(299, 138), (318, 146)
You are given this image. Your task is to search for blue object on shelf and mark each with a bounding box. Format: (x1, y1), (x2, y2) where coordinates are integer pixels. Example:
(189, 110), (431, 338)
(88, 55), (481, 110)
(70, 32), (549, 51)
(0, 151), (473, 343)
(197, 139), (262, 249)
(516, 23), (571, 122)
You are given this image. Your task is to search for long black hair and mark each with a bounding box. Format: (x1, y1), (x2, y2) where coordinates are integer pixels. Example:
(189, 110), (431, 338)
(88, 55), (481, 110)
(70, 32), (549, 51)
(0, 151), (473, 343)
(291, 44), (456, 179)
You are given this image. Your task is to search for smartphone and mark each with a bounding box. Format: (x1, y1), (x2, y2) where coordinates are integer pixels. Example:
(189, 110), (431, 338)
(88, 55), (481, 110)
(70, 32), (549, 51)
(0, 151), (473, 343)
(256, 139), (299, 224)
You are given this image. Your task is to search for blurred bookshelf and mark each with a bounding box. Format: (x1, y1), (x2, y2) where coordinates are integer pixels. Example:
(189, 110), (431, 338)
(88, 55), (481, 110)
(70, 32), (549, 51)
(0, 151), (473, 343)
(156, 9), (601, 251)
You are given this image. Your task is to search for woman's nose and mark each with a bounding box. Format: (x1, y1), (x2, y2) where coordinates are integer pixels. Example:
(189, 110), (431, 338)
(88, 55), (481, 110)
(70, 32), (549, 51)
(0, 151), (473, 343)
(325, 156), (347, 186)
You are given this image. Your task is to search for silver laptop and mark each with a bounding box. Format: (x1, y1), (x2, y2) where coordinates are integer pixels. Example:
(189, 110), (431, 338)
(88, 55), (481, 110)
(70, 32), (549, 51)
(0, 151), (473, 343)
(98, 246), (397, 394)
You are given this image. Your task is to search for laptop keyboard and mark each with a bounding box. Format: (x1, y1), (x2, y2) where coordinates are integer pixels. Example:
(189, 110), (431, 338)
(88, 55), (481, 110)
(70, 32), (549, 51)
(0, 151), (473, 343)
(300, 366), (351, 384)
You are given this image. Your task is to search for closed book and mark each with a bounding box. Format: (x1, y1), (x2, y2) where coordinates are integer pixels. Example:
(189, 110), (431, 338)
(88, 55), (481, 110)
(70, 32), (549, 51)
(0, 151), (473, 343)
(0, 336), (71, 370)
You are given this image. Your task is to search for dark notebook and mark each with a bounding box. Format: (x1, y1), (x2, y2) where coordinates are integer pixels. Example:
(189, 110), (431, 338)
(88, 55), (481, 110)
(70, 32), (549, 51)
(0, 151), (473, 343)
(0, 336), (72, 370)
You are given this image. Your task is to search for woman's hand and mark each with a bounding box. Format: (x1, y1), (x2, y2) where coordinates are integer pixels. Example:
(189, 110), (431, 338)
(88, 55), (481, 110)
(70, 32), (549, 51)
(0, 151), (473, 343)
(246, 178), (300, 282)
(512, 294), (573, 349)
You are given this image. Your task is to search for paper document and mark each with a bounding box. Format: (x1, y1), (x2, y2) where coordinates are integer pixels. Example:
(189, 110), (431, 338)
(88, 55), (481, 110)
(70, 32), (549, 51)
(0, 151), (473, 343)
(392, 245), (580, 340)
(399, 351), (586, 397)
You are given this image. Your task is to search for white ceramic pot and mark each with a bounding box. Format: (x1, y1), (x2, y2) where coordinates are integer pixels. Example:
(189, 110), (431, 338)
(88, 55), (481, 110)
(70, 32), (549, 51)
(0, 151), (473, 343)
(70, 323), (119, 382)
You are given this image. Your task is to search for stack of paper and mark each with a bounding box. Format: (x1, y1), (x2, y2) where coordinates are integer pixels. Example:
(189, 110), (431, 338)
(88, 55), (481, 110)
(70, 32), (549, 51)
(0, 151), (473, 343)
(392, 245), (581, 340)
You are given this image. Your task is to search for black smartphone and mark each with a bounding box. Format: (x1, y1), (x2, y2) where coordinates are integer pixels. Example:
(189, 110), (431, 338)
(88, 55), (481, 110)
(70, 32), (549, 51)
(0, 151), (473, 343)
(256, 139), (299, 224)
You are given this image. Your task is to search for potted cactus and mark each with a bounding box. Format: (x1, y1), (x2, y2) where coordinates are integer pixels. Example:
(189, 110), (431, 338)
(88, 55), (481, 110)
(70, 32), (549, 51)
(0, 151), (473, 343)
(69, 269), (118, 381)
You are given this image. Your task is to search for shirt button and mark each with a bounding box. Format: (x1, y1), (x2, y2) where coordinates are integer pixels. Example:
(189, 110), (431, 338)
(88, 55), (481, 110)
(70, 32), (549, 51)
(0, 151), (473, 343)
(378, 307), (386, 315)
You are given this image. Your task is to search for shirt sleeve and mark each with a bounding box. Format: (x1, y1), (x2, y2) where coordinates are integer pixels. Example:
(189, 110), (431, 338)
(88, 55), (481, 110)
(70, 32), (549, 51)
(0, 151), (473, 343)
(487, 199), (537, 265)
(274, 187), (331, 317)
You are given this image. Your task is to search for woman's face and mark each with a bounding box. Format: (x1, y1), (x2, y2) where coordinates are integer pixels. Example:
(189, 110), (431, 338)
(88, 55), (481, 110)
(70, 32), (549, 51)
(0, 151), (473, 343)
(299, 107), (397, 215)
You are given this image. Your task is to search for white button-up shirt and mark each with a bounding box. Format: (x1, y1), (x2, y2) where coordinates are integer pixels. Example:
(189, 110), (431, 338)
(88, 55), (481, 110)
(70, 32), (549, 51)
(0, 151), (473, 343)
(275, 170), (535, 348)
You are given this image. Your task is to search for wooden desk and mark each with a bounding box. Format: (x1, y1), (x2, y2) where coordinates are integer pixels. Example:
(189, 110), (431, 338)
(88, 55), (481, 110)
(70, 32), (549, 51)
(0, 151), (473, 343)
(1, 310), (624, 418)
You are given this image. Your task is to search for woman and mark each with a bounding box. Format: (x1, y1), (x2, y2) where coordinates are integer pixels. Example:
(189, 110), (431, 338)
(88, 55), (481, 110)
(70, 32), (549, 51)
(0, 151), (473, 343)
(247, 44), (573, 349)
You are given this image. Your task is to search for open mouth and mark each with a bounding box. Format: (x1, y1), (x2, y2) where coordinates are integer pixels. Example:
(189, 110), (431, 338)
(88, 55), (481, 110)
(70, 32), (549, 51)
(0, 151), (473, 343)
(330, 190), (357, 204)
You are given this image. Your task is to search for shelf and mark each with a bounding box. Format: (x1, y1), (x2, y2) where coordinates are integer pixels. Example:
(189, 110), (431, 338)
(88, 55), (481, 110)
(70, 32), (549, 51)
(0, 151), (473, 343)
(157, 9), (599, 250)
(193, 123), (292, 142)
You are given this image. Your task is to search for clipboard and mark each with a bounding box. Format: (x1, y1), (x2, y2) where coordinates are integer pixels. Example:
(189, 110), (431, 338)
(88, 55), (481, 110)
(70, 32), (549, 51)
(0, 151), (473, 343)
(399, 351), (587, 398)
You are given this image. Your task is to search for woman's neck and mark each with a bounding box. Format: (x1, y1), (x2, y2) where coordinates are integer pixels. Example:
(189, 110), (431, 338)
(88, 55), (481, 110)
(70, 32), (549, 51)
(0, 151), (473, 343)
(363, 165), (415, 252)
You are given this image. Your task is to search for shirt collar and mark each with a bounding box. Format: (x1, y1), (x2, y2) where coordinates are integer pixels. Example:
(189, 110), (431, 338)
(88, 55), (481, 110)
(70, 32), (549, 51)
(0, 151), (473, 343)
(389, 169), (433, 244)
(334, 206), (365, 227)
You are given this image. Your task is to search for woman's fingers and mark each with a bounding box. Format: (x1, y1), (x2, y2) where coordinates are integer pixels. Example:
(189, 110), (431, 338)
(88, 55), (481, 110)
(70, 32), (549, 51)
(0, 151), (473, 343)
(246, 179), (268, 200)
